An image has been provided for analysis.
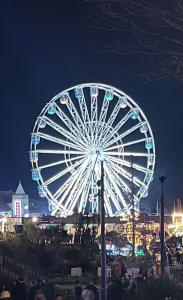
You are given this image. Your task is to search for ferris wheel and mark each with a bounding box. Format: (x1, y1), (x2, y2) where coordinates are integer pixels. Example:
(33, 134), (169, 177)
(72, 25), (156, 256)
(30, 83), (155, 217)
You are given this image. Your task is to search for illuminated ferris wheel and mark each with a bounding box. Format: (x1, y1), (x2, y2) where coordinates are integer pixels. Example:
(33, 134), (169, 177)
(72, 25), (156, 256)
(30, 83), (155, 217)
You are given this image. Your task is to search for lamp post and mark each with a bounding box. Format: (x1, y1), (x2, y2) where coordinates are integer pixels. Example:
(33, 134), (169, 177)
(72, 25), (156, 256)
(131, 156), (135, 258)
(159, 176), (166, 276)
(100, 149), (106, 300)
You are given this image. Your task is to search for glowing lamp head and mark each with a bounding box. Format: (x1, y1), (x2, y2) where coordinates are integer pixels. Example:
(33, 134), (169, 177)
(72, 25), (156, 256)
(32, 216), (38, 223)
(60, 93), (69, 105)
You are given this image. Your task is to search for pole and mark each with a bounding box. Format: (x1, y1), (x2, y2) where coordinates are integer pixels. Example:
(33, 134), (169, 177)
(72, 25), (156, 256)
(131, 156), (135, 258)
(159, 176), (166, 276)
(100, 158), (106, 300)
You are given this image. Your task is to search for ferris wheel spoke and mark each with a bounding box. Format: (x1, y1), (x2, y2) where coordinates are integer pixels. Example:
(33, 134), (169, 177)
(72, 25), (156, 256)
(38, 132), (85, 151)
(90, 91), (98, 142)
(76, 88), (92, 143)
(108, 156), (148, 189)
(99, 110), (132, 148)
(105, 155), (149, 174)
(36, 149), (85, 155)
(45, 116), (86, 148)
(104, 123), (141, 150)
(66, 155), (97, 212)
(79, 179), (91, 214)
(104, 190), (114, 216)
(45, 189), (66, 211)
(107, 159), (140, 188)
(52, 157), (91, 215)
(104, 161), (128, 210)
(96, 95), (110, 145)
(66, 95), (91, 142)
(77, 88), (90, 123)
(39, 155), (85, 170)
(107, 159), (148, 190)
(44, 156), (87, 186)
(55, 103), (88, 143)
(105, 151), (149, 157)
(97, 95), (123, 146)
(66, 159), (95, 213)
(52, 176), (79, 215)
(107, 169), (139, 211)
(106, 138), (146, 152)
(122, 139), (147, 148)
(55, 157), (92, 213)
(104, 177), (122, 213)
(53, 156), (90, 199)
(105, 161), (134, 202)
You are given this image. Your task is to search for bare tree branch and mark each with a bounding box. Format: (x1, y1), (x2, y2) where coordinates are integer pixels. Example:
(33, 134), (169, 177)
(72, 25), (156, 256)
(85, 0), (183, 82)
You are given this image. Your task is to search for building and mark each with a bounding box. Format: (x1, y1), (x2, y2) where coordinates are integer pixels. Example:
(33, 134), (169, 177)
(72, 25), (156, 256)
(0, 181), (48, 218)
(0, 190), (12, 216)
(12, 181), (29, 217)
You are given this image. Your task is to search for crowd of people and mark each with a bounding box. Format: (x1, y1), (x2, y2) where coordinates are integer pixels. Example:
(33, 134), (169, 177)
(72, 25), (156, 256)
(0, 277), (99, 300)
(0, 277), (58, 300)
(0, 273), (148, 300)
(167, 246), (183, 266)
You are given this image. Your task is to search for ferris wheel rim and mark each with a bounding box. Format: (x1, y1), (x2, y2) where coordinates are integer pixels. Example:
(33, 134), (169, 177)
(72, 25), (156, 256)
(30, 82), (155, 217)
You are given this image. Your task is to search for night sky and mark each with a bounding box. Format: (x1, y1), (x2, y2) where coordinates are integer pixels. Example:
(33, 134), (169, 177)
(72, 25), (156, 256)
(0, 1), (183, 212)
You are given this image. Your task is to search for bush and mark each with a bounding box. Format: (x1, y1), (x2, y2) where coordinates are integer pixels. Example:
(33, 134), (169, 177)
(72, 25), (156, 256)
(137, 277), (183, 300)
(37, 246), (56, 269)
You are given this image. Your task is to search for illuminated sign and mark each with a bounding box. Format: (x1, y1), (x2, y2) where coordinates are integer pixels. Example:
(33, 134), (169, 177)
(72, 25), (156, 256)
(15, 201), (21, 218)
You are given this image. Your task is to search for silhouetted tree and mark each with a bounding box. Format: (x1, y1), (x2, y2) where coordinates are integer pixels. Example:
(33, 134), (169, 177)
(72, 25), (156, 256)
(85, 0), (183, 82)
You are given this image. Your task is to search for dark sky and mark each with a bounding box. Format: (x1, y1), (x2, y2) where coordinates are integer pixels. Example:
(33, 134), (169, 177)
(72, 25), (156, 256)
(0, 0), (183, 212)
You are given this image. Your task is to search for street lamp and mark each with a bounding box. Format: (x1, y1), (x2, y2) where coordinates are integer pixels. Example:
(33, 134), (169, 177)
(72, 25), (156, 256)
(131, 155), (135, 258)
(100, 148), (106, 300)
(159, 176), (166, 276)
(32, 216), (38, 223)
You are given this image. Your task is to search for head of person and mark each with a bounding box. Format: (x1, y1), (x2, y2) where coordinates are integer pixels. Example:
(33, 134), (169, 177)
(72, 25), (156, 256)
(0, 290), (11, 300)
(55, 294), (63, 300)
(81, 288), (95, 300)
(34, 290), (46, 300)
